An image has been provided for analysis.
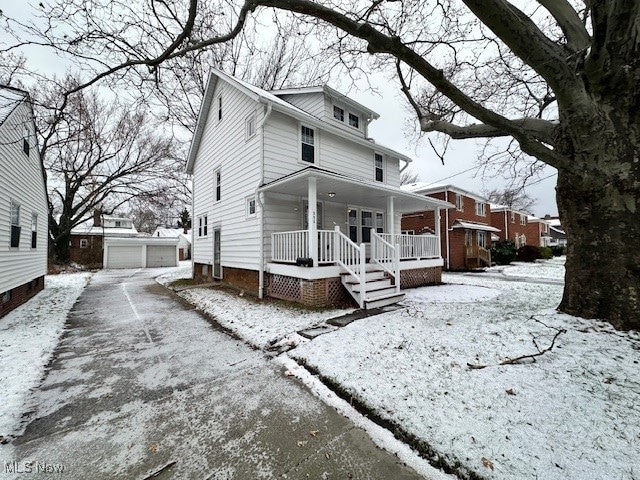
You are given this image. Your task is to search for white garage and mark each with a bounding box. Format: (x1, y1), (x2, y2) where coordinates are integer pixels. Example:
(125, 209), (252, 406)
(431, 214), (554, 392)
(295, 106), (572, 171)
(104, 237), (179, 269)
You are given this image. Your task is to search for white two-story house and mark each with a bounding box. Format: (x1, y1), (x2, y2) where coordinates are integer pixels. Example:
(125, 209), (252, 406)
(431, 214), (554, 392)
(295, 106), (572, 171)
(186, 69), (451, 309)
(0, 86), (48, 318)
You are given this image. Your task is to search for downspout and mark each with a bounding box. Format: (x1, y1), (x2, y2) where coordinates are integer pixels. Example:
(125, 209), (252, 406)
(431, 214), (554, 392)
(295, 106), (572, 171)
(504, 210), (508, 241)
(399, 158), (410, 174)
(444, 187), (450, 270)
(257, 103), (273, 299)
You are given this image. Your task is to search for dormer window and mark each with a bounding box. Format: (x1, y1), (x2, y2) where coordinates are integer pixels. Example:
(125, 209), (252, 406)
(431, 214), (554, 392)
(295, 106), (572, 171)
(349, 113), (359, 129)
(333, 105), (344, 122)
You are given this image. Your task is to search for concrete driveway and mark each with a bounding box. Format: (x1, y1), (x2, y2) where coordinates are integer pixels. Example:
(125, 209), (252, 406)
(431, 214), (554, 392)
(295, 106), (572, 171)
(1, 269), (422, 479)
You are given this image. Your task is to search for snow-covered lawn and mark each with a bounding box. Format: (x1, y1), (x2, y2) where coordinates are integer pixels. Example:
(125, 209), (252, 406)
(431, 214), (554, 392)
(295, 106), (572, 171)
(0, 273), (91, 439)
(492, 256), (566, 281)
(160, 263), (639, 479)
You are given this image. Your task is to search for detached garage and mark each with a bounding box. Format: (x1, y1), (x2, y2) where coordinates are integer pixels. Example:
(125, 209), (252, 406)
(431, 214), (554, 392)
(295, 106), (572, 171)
(104, 237), (179, 269)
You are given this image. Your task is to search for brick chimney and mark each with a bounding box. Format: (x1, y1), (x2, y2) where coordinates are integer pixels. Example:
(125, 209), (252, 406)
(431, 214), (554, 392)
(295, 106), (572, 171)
(544, 214), (551, 220)
(93, 210), (102, 227)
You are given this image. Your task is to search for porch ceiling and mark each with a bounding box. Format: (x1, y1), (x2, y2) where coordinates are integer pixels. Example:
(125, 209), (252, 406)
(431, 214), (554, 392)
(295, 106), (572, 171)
(259, 167), (453, 212)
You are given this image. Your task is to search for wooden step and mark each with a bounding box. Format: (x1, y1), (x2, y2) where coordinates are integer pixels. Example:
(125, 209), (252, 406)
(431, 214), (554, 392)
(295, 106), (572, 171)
(364, 292), (405, 309)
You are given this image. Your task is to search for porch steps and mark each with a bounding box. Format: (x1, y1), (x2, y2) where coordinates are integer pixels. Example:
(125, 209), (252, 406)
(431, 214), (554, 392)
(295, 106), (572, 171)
(340, 265), (405, 309)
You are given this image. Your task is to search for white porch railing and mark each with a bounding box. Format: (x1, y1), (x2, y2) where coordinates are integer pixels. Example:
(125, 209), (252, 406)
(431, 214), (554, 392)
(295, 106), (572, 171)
(272, 230), (337, 264)
(371, 232), (400, 293)
(379, 233), (439, 260)
(334, 226), (366, 308)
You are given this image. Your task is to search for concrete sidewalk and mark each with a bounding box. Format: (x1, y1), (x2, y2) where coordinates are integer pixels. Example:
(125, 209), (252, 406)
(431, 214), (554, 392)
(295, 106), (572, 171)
(1, 269), (422, 479)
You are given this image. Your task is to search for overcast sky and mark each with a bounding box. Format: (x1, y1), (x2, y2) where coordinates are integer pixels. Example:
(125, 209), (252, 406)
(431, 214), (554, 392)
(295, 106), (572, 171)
(1, 2), (558, 216)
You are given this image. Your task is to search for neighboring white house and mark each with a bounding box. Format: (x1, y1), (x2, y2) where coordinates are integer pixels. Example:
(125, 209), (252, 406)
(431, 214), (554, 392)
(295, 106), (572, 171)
(153, 227), (192, 260)
(186, 69), (451, 309)
(0, 86), (48, 318)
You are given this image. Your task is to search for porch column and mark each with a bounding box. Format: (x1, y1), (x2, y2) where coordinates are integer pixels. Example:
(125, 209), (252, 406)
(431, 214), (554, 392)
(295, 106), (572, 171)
(386, 196), (395, 236)
(435, 207), (442, 257)
(308, 176), (318, 267)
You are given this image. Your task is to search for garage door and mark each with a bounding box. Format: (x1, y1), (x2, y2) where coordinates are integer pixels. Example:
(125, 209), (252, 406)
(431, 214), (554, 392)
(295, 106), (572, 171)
(146, 245), (177, 267)
(106, 245), (143, 268)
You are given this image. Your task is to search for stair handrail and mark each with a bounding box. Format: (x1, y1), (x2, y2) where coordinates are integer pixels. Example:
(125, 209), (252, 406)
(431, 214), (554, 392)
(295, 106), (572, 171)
(372, 231), (401, 292)
(334, 226), (366, 307)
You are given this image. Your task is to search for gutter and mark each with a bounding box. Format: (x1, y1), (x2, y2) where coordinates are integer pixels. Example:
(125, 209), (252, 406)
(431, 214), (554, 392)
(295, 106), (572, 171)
(257, 103), (273, 300)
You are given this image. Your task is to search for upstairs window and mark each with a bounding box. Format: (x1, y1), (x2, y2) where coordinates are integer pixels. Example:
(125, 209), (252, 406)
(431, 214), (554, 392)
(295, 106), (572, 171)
(217, 95), (222, 122)
(333, 105), (344, 122)
(10, 201), (20, 248)
(301, 125), (315, 163)
(246, 114), (256, 139)
(456, 194), (464, 211)
(246, 197), (256, 218)
(374, 153), (384, 182)
(80, 239), (88, 248)
(520, 214), (526, 225)
(510, 212), (516, 223)
(31, 214), (37, 248)
(215, 169), (221, 201)
(198, 215), (208, 237)
(475, 201), (486, 216)
(348, 113), (359, 129)
(23, 124), (29, 156)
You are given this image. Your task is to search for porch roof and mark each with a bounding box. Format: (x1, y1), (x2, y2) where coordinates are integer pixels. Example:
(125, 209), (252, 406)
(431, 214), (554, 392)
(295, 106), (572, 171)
(258, 167), (454, 212)
(452, 220), (501, 233)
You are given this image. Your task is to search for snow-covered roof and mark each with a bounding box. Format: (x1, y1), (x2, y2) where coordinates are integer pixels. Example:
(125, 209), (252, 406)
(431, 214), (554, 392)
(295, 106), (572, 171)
(547, 218), (562, 227)
(490, 204), (530, 216)
(527, 215), (550, 224)
(153, 227), (192, 244)
(402, 183), (489, 202)
(451, 220), (501, 233)
(186, 69), (411, 173)
(70, 226), (139, 237)
(0, 86), (27, 125)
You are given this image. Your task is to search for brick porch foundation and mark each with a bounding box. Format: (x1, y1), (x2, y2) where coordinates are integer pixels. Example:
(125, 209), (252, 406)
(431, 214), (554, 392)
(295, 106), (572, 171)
(1, 276), (45, 319)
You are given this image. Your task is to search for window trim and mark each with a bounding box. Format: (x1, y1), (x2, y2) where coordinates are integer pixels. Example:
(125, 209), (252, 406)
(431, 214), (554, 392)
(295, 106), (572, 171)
(347, 206), (385, 243)
(332, 105), (345, 122)
(31, 213), (37, 249)
(510, 211), (516, 223)
(245, 113), (257, 140)
(197, 215), (209, 237)
(10, 200), (20, 248)
(80, 238), (88, 249)
(520, 214), (527, 226)
(374, 152), (384, 183)
(299, 124), (317, 165)
(348, 112), (360, 129)
(475, 201), (486, 217)
(455, 194), (464, 212)
(217, 95), (222, 122)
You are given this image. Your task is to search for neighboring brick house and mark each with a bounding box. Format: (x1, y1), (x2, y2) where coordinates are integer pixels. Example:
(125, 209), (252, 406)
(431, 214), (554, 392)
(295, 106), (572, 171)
(490, 205), (553, 248)
(526, 216), (553, 247)
(70, 212), (138, 267)
(401, 184), (500, 270)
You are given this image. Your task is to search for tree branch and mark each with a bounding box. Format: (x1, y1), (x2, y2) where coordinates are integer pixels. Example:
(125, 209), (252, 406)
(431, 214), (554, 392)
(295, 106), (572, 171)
(420, 117), (556, 144)
(537, 0), (591, 52)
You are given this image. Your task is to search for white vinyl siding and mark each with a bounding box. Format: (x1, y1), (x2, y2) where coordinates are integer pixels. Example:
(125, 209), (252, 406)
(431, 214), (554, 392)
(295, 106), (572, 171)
(276, 92), (325, 118)
(0, 97), (47, 294)
(191, 79), (262, 270)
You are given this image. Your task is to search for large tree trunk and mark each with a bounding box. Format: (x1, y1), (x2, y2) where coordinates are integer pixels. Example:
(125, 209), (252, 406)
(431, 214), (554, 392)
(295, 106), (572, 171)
(557, 169), (640, 330)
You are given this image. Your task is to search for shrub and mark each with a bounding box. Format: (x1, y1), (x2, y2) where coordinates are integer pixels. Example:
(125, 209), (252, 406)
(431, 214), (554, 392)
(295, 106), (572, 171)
(491, 241), (517, 265)
(539, 246), (553, 260)
(516, 245), (542, 262)
(551, 246), (566, 256)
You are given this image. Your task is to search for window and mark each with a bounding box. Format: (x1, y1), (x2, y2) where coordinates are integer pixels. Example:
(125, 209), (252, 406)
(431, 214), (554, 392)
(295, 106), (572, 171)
(465, 230), (472, 247)
(361, 210), (373, 243)
(217, 95), (222, 122)
(520, 214), (526, 225)
(246, 114), (256, 139)
(477, 231), (487, 248)
(301, 125), (315, 163)
(115, 220), (122, 227)
(375, 212), (384, 234)
(198, 215), (208, 237)
(348, 209), (358, 242)
(475, 201), (486, 216)
(511, 212), (516, 223)
(246, 197), (256, 217)
(333, 105), (344, 122)
(374, 153), (384, 182)
(80, 239), (88, 248)
(31, 214), (37, 248)
(23, 124), (29, 156)
(303, 201), (322, 230)
(348, 113), (359, 129)
(215, 169), (221, 202)
(10, 201), (20, 248)
(456, 194), (464, 211)
(402, 229), (415, 235)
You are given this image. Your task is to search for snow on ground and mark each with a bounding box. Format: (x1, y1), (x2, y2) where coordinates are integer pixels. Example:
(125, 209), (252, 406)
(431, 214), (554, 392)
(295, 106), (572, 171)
(156, 261), (638, 479)
(0, 272), (91, 438)
(289, 274), (640, 479)
(156, 265), (354, 350)
(492, 256), (566, 281)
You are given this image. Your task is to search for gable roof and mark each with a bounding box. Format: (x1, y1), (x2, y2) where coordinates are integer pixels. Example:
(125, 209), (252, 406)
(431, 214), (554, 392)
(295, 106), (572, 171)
(0, 86), (28, 125)
(186, 69), (411, 173)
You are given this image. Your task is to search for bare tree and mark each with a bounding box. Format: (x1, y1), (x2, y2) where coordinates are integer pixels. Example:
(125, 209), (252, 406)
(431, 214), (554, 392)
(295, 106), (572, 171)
(400, 169), (420, 186)
(3, 1), (639, 329)
(485, 188), (536, 213)
(36, 79), (187, 263)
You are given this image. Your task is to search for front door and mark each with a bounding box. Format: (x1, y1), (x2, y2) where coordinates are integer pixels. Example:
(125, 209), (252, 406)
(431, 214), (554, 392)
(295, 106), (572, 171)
(213, 228), (221, 278)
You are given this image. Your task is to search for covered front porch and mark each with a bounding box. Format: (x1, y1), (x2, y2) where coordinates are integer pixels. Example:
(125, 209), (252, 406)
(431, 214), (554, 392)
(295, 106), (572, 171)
(258, 167), (452, 308)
